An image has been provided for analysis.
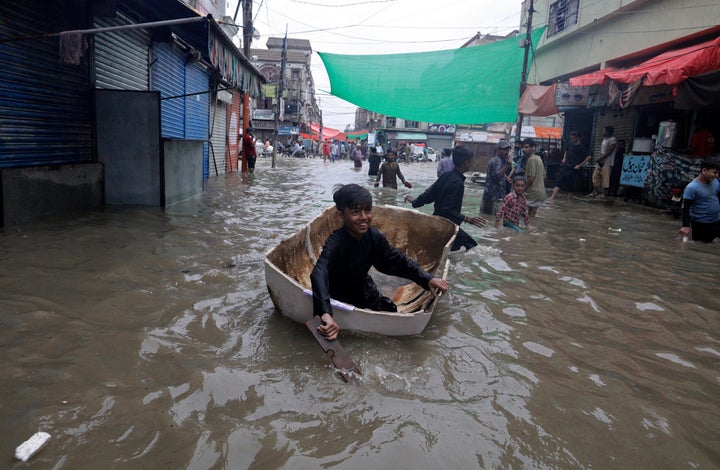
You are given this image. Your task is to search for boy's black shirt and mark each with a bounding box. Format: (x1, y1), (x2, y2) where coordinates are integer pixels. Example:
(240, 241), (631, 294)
(311, 226), (432, 316)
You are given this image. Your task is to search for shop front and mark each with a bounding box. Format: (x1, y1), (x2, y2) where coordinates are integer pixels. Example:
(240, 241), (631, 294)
(562, 33), (720, 207)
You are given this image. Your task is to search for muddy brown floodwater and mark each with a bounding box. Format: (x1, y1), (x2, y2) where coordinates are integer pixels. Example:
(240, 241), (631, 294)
(1, 156), (719, 469)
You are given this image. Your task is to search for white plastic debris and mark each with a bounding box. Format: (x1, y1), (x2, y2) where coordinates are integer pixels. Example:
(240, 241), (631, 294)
(15, 431), (50, 462)
(608, 227), (622, 233)
(579, 238), (586, 243)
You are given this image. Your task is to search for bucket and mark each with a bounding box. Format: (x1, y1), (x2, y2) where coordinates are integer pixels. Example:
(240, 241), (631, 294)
(632, 137), (654, 153)
(657, 121), (677, 148)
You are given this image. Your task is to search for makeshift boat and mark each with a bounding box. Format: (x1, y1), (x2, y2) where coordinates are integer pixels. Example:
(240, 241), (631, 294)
(264, 205), (458, 336)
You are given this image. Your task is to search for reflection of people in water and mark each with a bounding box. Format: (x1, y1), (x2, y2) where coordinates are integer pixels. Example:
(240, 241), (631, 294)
(689, 122), (715, 156)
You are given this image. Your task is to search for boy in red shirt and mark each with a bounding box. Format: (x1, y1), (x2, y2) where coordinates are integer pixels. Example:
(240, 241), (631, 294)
(494, 176), (530, 232)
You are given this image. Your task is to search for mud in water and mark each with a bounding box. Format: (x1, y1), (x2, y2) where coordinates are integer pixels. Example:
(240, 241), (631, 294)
(1, 157), (718, 468)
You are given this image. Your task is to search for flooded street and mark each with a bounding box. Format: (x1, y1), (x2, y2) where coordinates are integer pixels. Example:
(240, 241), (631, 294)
(2, 156), (719, 469)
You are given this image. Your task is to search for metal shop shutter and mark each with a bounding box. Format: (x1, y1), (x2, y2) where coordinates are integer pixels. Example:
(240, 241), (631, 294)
(151, 42), (185, 139)
(592, 108), (637, 162)
(185, 62), (210, 178)
(94, 10), (150, 91)
(0, 1), (92, 167)
(226, 91), (242, 172)
(210, 99), (228, 176)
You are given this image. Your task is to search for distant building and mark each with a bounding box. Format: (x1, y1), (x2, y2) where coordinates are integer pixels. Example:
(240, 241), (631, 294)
(250, 38), (321, 144)
(461, 31), (518, 48)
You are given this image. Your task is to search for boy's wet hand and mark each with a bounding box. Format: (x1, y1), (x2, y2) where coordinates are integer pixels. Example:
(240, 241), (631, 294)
(428, 278), (449, 296)
(466, 215), (487, 227)
(318, 313), (339, 341)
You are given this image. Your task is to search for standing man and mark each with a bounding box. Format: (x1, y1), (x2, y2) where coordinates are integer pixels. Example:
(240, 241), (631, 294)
(367, 147), (381, 176)
(511, 139), (527, 177)
(405, 146), (487, 251)
(589, 126), (616, 198)
(436, 148), (454, 178)
(375, 150), (411, 189)
(481, 139), (513, 215)
(549, 131), (592, 202)
(522, 138), (546, 217)
(679, 156), (720, 242)
(322, 140), (331, 162)
(242, 127), (257, 174)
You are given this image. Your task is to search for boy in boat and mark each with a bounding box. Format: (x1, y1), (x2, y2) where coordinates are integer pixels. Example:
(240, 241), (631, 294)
(311, 184), (449, 340)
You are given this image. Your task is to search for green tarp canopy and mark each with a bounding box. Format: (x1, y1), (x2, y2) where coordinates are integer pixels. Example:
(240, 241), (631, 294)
(318, 27), (546, 125)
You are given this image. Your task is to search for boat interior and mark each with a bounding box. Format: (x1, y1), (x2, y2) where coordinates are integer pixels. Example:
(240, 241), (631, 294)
(266, 205), (457, 313)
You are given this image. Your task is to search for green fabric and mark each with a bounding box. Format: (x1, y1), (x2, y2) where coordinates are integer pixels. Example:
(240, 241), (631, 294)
(319, 27), (546, 125)
(394, 132), (427, 140)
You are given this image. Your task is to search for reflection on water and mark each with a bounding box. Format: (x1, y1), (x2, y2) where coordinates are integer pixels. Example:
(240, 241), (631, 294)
(1, 157), (719, 468)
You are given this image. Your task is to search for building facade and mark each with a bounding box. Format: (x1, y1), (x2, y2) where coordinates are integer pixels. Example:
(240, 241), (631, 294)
(0, 0), (264, 226)
(524, 0), (720, 204)
(250, 38), (321, 145)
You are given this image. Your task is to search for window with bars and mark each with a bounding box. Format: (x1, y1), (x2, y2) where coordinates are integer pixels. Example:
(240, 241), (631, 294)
(405, 120), (419, 128)
(547, 0), (579, 37)
(386, 117), (397, 127)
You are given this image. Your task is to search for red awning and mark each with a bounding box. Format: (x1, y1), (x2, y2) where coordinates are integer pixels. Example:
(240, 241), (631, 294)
(569, 36), (720, 87)
(532, 126), (563, 139)
(518, 83), (560, 116)
(310, 122), (341, 140)
(569, 67), (619, 87)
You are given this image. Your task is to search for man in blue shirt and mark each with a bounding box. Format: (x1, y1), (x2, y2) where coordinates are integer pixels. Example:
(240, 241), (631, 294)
(679, 156), (720, 242)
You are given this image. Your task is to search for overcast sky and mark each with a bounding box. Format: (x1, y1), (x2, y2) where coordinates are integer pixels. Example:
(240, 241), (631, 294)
(228, 0), (523, 130)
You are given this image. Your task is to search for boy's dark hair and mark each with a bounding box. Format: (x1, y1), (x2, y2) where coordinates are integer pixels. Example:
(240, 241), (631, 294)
(605, 125), (614, 135)
(442, 148), (452, 157)
(700, 155), (720, 171)
(333, 184), (373, 212)
(451, 145), (473, 167)
(569, 130), (580, 138)
(513, 175), (527, 183)
(521, 138), (535, 147)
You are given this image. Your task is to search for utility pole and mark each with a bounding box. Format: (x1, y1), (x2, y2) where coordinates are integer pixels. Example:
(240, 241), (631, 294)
(272, 28), (287, 168)
(319, 108), (323, 151)
(515, 0), (534, 144)
(241, 0), (253, 173)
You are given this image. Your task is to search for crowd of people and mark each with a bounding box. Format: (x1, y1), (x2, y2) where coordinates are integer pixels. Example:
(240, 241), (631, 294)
(308, 138), (719, 342)
(244, 126), (718, 248)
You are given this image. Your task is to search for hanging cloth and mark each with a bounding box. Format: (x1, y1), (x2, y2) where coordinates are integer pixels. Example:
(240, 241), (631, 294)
(59, 31), (87, 65)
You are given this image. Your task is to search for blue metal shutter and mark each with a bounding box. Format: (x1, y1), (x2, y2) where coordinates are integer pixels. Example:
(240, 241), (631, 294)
(185, 63), (210, 178)
(151, 43), (185, 139)
(94, 11), (150, 91)
(0, 1), (92, 168)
